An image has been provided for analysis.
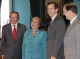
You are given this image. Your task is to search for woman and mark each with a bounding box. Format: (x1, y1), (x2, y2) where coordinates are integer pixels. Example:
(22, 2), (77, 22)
(22, 17), (47, 59)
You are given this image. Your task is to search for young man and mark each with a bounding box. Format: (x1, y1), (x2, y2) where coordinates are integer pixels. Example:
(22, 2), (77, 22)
(46, 2), (66, 59)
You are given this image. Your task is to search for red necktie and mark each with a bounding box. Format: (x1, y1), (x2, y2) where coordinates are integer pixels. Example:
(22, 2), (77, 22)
(13, 25), (17, 41)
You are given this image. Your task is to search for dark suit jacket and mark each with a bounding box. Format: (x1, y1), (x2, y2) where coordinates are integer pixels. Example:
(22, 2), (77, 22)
(46, 15), (66, 59)
(1, 23), (26, 59)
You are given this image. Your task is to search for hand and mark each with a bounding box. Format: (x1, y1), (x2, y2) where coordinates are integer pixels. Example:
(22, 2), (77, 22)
(51, 56), (56, 59)
(2, 55), (4, 59)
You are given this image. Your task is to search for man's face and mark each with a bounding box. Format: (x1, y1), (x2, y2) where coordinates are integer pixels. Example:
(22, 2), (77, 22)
(63, 6), (70, 20)
(47, 4), (58, 18)
(10, 13), (19, 24)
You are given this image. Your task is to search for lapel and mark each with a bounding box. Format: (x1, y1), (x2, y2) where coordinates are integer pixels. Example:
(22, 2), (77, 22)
(48, 15), (60, 31)
(30, 29), (40, 37)
(7, 23), (14, 42)
(34, 29), (40, 37)
(16, 23), (21, 41)
(65, 17), (79, 36)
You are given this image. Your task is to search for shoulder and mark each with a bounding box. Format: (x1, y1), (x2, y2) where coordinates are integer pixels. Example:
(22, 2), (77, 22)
(54, 15), (65, 26)
(74, 17), (80, 27)
(55, 16), (66, 29)
(76, 21), (80, 29)
(18, 23), (26, 27)
(26, 30), (31, 32)
(56, 15), (65, 22)
(39, 30), (47, 35)
(18, 23), (27, 30)
(2, 23), (10, 29)
(24, 29), (31, 35)
(39, 30), (48, 39)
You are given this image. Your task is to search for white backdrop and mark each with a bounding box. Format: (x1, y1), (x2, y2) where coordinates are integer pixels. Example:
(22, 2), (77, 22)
(0, 0), (12, 38)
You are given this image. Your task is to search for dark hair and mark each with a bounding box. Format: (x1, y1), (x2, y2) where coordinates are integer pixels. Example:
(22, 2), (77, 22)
(64, 2), (78, 14)
(48, 2), (59, 9)
(9, 11), (20, 18)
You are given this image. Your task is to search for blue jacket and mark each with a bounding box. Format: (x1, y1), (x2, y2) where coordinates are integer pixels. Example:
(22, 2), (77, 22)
(22, 29), (48, 59)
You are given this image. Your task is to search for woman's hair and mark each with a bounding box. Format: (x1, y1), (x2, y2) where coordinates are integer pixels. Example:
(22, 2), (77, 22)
(32, 16), (42, 25)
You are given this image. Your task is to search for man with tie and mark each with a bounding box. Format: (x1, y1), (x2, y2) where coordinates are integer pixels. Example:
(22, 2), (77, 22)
(46, 2), (66, 59)
(63, 2), (80, 59)
(1, 11), (26, 59)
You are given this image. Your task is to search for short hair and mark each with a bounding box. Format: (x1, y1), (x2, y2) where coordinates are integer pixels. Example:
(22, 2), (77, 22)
(48, 2), (59, 9)
(64, 2), (78, 14)
(9, 11), (20, 18)
(32, 16), (42, 26)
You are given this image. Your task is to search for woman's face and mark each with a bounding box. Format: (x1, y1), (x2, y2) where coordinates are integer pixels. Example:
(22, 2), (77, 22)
(31, 18), (40, 29)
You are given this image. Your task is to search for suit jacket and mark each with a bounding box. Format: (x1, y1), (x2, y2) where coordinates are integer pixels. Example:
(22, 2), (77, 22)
(22, 29), (48, 59)
(64, 17), (80, 59)
(46, 15), (66, 59)
(1, 23), (26, 59)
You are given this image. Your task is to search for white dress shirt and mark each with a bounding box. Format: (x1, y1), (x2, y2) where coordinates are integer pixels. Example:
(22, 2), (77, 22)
(51, 14), (57, 23)
(11, 23), (17, 33)
(70, 16), (77, 24)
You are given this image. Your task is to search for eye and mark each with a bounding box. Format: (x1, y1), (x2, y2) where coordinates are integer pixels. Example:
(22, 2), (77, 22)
(35, 22), (38, 23)
(10, 17), (17, 18)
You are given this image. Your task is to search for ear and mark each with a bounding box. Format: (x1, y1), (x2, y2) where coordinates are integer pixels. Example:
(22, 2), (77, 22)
(68, 10), (72, 13)
(56, 8), (58, 13)
(18, 18), (20, 20)
(68, 10), (73, 15)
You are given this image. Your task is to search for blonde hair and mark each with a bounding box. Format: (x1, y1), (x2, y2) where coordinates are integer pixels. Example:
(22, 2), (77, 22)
(32, 16), (42, 25)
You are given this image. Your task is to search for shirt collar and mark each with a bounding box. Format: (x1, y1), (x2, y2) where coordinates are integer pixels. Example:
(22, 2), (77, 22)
(70, 16), (77, 24)
(51, 14), (57, 22)
(11, 23), (18, 26)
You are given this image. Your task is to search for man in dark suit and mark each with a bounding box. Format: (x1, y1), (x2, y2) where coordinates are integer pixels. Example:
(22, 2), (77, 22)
(46, 2), (66, 59)
(1, 11), (26, 59)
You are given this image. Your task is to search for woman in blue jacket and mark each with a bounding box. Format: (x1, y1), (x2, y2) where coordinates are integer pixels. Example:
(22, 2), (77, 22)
(22, 17), (47, 59)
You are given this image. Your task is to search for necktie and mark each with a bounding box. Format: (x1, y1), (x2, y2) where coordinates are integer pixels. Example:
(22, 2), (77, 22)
(67, 23), (71, 28)
(13, 25), (17, 41)
(48, 20), (52, 30)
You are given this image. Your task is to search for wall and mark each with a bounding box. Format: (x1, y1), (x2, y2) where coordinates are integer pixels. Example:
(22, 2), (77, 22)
(12, 0), (31, 30)
(74, 0), (80, 16)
